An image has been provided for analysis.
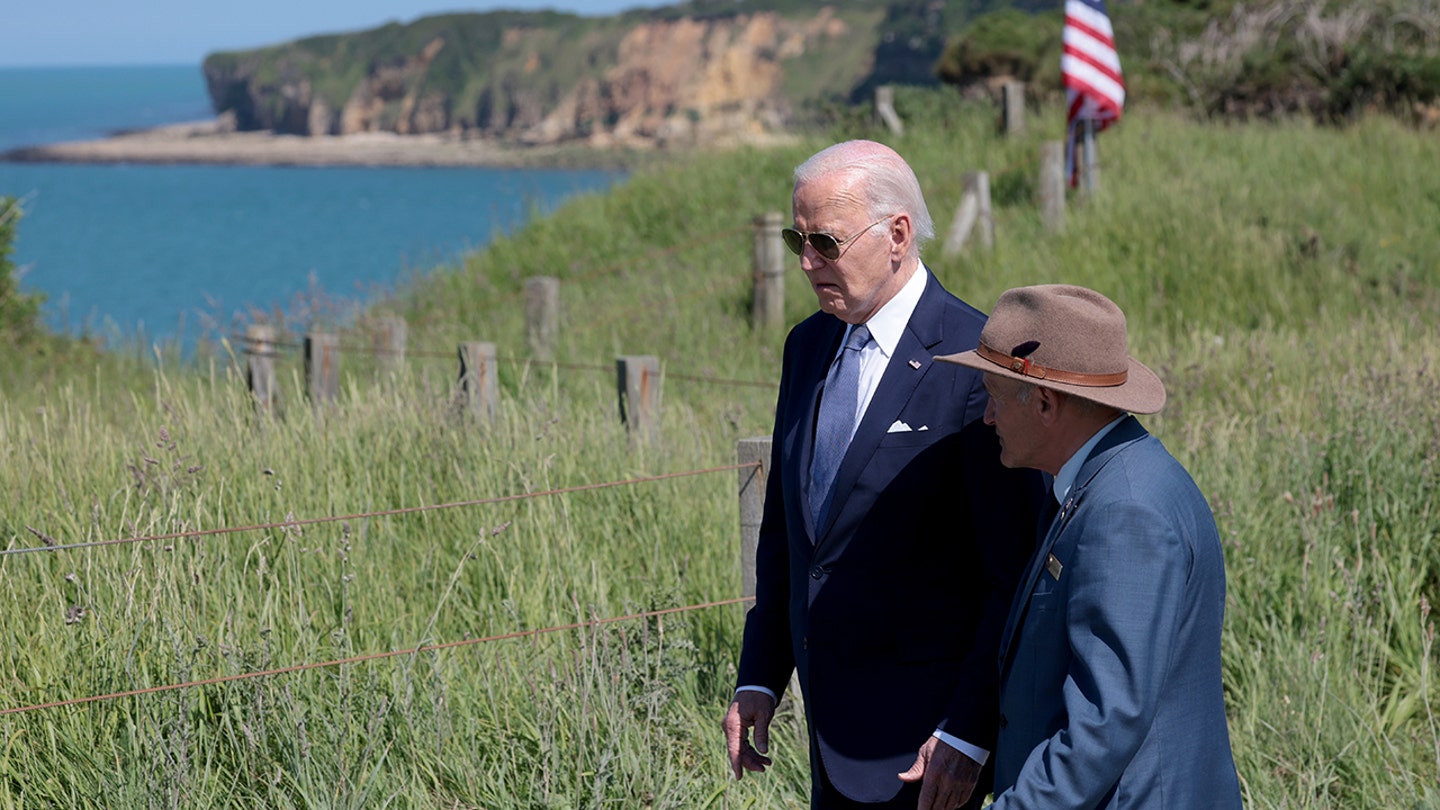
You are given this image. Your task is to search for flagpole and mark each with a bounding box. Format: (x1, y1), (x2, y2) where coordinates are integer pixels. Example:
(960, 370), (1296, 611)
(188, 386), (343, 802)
(1082, 118), (1099, 195)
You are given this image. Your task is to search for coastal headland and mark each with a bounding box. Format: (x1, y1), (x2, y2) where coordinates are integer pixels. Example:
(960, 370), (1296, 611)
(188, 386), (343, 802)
(0, 119), (646, 170)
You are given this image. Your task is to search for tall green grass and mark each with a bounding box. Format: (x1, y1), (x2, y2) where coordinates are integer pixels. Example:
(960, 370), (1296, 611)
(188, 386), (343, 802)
(0, 92), (1436, 807)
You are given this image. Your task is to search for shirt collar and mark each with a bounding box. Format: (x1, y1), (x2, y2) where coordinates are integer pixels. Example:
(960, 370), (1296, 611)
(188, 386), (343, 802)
(1053, 414), (1127, 505)
(850, 263), (927, 360)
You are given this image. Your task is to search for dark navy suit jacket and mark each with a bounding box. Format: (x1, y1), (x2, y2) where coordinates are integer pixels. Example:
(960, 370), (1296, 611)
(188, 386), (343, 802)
(738, 272), (1042, 803)
(989, 417), (1243, 809)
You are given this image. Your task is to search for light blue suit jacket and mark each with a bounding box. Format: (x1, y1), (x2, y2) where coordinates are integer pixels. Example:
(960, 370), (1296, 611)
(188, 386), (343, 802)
(988, 416), (1243, 809)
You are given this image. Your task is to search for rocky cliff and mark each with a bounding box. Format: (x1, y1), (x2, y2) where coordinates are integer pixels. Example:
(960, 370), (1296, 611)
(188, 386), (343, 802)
(200, 3), (955, 148)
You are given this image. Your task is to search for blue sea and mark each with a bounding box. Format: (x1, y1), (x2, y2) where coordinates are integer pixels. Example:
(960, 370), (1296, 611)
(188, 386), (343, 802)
(0, 65), (623, 348)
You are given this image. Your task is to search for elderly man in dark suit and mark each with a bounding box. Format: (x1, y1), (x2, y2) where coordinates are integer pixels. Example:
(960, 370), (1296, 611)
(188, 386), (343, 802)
(722, 139), (1042, 809)
(936, 284), (1244, 808)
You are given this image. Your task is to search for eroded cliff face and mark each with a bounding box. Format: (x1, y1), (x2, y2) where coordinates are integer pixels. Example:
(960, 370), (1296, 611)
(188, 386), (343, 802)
(203, 10), (869, 147)
(339, 37), (450, 136)
(535, 13), (805, 147)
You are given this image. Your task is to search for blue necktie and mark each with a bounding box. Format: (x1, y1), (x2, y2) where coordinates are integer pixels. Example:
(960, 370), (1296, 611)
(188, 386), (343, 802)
(810, 324), (871, 526)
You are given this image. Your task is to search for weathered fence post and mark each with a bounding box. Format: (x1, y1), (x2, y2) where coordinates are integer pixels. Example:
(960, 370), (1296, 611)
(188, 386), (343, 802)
(245, 323), (277, 419)
(616, 355), (661, 444)
(736, 435), (800, 703)
(875, 85), (904, 136)
(968, 171), (995, 251)
(943, 171), (994, 257)
(737, 436), (771, 598)
(1039, 141), (1066, 234)
(1001, 80), (1026, 137)
(374, 315), (407, 374)
(1080, 121), (1100, 197)
(752, 212), (785, 331)
(525, 276), (560, 361)
(457, 341), (499, 422)
(304, 331), (339, 409)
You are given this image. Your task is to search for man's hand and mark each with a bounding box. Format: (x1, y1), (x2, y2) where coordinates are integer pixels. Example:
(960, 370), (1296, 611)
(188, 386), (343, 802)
(898, 736), (981, 809)
(722, 691), (775, 780)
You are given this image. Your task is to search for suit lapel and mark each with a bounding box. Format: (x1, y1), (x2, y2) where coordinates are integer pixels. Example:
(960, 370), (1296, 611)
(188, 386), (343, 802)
(814, 274), (947, 544)
(997, 492), (1066, 672)
(997, 416), (1152, 674)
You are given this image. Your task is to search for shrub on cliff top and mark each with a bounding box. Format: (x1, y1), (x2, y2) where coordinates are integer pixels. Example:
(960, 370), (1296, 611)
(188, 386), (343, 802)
(0, 197), (45, 346)
(937, 0), (1440, 123)
(935, 8), (1062, 90)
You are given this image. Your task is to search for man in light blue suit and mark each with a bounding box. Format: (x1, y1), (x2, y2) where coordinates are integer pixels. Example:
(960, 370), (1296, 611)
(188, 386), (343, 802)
(937, 284), (1244, 809)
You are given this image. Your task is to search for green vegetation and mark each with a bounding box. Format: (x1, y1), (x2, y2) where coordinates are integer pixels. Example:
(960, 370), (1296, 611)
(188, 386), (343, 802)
(939, 0), (1440, 121)
(1, 90), (1438, 806)
(936, 7), (1063, 90)
(0, 197), (44, 344)
(0, 196), (102, 394)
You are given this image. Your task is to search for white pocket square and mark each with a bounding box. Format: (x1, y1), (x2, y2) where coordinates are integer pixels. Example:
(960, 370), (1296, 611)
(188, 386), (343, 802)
(888, 420), (923, 433)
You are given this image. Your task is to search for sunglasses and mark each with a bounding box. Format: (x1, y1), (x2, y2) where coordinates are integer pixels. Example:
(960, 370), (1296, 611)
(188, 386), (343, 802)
(781, 215), (897, 261)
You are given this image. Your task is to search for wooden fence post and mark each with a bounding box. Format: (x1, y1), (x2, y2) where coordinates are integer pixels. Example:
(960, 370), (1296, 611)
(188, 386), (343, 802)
(525, 276), (560, 362)
(1080, 121), (1100, 197)
(1039, 141), (1066, 234)
(752, 212), (785, 331)
(943, 171), (994, 257)
(875, 85), (904, 136)
(246, 323), (277, 419)
(969, 171), (995, 251)
(736, 435), (800, 703)
(304, 331), (339, 409)
(374, 315), (406, 374)
(737, 436), (771, 598)
(457, 341), (499, 422)
(1001, 80), (1026, 137)
(616, 355), (661, 444)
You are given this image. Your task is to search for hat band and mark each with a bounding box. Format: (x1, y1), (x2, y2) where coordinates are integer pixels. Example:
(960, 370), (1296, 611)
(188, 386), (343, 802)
(976, 342), (1129, 387)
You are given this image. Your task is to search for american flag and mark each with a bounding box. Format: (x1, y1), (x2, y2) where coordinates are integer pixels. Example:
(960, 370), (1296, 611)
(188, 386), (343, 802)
(1062, 0), (1125, 186)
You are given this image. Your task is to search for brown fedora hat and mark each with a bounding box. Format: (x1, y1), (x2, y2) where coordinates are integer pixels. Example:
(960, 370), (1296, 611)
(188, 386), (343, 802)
(936, 284), (1166, 414)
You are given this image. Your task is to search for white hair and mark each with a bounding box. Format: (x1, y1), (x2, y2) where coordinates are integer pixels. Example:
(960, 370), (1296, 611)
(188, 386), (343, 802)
(793, 140), (935, 257)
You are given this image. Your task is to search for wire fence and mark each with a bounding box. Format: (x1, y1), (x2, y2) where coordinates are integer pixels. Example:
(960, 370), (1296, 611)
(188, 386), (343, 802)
(228, 331), (777, 391)
(221, 216), (783, 411)
(0, 596), (754, 717)
(4, 459), (764, 716)
(8, 461), (759, 557)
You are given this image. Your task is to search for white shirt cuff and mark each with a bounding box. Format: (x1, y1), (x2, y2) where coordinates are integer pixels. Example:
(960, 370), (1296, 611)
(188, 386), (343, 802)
(734, 685), (778, 703)
(933, 729), (990, 766)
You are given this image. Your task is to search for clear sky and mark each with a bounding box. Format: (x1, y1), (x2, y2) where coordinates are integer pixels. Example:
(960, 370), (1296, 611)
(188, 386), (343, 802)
(0, 1), (680, 67)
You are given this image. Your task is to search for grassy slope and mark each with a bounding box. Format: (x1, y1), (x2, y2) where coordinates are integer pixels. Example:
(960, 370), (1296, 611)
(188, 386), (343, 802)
(1, 92), (1438, 807)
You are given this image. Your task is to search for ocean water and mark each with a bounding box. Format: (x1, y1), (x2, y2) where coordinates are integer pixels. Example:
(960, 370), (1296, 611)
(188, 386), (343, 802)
(0, 65), (623, 348)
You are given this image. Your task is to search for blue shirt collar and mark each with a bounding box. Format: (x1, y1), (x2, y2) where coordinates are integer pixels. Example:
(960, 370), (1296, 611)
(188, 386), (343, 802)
(1052, 414), (1127, 505)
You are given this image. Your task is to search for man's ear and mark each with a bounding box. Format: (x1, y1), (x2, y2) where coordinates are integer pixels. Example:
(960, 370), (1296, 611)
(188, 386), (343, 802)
(889, 214), (912, 258)
(1035, 386), (1063, 425)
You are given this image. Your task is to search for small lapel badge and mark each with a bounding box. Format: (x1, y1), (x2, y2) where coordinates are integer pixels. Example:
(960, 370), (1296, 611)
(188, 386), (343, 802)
(908, 359), (922, 369)
(1045, 553), (1064, 580)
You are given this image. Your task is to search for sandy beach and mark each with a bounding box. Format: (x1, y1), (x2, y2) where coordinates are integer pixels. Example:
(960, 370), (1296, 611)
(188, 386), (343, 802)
(0, 119), (635, 169)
